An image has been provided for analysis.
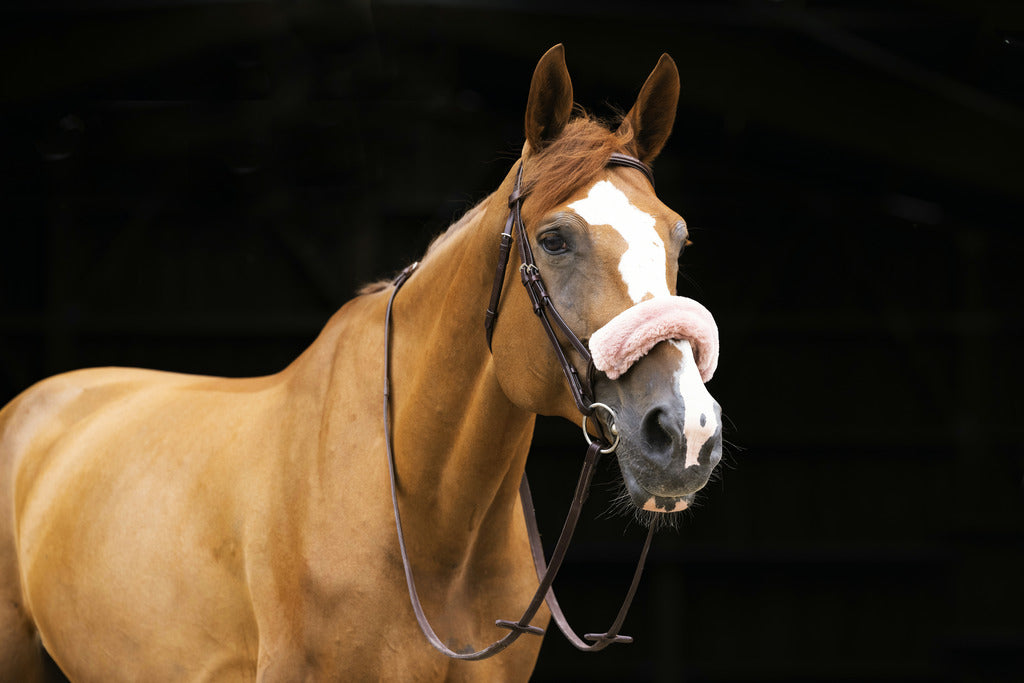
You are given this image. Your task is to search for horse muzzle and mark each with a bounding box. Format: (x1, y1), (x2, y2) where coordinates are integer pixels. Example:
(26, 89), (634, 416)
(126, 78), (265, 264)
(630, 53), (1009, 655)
(593, 339), (722, 514)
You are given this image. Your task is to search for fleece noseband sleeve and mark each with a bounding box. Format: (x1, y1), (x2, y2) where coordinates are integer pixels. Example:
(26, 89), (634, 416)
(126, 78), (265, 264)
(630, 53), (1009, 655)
(589, 297), (719, 383)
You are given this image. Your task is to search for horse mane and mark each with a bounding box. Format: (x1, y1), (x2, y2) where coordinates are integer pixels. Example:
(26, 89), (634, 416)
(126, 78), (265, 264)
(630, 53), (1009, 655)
(422, 200), (488, 257)
(357, 110), (634, 297)
(357, 279), (392, 296)
(356, 201), (488, 296)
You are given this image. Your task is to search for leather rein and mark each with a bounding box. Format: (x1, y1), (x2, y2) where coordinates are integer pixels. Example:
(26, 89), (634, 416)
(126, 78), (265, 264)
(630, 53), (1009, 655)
(383, 153), (658, 660)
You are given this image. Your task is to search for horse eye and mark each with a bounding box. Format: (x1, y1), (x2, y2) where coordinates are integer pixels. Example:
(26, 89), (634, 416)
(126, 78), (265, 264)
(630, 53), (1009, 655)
(539, 232), (570, 255)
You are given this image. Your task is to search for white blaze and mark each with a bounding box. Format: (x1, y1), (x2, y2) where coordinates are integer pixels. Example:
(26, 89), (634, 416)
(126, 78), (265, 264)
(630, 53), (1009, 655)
(571, 181), (719, 478)
(670, 339), (718, 469)
(569, 180), (668, 303)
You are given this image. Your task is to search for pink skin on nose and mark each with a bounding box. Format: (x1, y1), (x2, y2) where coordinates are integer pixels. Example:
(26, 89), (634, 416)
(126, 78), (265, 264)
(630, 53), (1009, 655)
(589, 297), (719, 383)
(643, 497), (689, 512)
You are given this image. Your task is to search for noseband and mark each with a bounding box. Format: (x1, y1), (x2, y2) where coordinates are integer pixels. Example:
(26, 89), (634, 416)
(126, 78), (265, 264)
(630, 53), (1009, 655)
(383, 152), (658, 660)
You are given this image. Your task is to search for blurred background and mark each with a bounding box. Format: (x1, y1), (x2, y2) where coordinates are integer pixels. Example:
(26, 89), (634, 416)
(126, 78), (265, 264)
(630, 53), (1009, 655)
(2, 1), (1023, 680)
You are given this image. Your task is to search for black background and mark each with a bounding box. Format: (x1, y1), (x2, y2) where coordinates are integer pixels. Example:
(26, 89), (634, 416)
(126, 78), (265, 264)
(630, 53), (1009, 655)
(2, 1), (1023, 681)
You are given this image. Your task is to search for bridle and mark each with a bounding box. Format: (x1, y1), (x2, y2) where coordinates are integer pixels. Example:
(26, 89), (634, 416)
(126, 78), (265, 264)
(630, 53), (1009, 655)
(383, 152), (658, 660)
(484, 152), (656, 415)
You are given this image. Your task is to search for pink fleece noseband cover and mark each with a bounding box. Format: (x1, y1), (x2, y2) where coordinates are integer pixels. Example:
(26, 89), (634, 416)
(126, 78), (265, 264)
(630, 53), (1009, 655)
(589, 297), (719, 383)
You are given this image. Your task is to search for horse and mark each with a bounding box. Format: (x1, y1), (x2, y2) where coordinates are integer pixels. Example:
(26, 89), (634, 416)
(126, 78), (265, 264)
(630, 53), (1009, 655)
(0, 44), (722, 681)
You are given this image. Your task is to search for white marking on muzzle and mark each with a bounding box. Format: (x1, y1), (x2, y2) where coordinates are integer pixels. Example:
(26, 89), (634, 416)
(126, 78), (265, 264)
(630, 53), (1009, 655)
(568, 180), (668, 303)
(670, 340), (718, 469)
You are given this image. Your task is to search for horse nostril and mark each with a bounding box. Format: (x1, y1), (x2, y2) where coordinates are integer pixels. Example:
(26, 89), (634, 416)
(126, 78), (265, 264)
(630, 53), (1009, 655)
(641, 406), (676, 457)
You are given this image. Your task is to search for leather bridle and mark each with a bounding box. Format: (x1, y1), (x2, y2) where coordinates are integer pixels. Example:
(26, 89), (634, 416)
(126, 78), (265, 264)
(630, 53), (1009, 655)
(484, 152), (656, 415)
(383, 152), (658, 660)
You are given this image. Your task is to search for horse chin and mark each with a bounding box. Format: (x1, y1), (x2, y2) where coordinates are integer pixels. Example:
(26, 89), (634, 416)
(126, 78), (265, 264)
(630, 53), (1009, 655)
(616, 451), (703, 515)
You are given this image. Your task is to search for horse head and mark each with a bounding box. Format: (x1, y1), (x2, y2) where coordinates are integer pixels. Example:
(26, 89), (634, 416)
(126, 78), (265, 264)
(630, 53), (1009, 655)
(490, 45), (722, 519)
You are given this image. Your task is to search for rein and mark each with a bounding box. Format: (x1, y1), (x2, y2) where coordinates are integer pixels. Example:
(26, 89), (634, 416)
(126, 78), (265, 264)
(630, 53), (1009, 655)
(383, 153), (658, 660)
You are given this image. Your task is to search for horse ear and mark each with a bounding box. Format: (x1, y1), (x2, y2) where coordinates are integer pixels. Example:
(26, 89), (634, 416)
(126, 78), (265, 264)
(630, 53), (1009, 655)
(524, 44), (574, 155)
(618, 53), (680, 163)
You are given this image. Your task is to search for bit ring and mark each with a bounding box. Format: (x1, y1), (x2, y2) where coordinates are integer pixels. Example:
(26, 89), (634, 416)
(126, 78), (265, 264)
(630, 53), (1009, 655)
(583, 402), (620, 454)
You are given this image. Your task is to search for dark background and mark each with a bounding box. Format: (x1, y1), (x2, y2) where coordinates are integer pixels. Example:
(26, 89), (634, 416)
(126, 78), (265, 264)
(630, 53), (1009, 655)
(2, 1), (1023, 681)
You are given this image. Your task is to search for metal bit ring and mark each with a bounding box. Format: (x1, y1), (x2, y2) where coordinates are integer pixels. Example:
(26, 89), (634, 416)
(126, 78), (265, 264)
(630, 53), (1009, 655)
(583, 402), (620, 454)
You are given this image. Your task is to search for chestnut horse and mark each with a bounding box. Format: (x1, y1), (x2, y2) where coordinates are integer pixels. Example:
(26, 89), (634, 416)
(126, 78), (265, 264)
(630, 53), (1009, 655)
(0, 45), (722, 681)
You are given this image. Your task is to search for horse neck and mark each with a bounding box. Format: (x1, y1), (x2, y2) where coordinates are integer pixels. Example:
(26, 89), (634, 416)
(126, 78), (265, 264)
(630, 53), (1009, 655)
(387, 178), (536, 563)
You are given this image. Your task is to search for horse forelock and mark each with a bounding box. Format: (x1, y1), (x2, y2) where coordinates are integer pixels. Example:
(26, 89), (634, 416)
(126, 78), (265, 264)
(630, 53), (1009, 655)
(522, 113), (637, 215)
